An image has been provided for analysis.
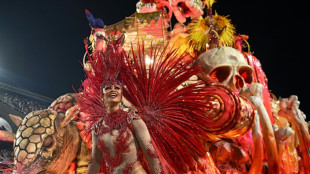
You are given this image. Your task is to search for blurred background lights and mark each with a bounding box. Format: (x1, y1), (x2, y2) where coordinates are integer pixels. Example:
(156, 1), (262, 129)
(145, 55), (153, 65)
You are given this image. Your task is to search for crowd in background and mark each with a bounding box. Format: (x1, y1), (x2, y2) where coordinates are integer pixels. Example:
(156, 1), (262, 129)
(0, 89), (50, 115)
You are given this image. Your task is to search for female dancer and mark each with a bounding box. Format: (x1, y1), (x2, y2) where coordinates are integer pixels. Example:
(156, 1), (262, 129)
(78, 33), (162, 173)
(86, 82), (162, 173)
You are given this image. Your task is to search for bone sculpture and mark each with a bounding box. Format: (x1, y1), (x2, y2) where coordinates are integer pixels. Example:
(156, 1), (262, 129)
(197, 47), (279, 173)
(274, 124), (299, 173)
(248, 114), (263, 174)
(278, 95), (310, 174)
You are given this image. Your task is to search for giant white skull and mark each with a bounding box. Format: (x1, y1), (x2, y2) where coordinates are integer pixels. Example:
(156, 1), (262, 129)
(197, 47), (253, 92)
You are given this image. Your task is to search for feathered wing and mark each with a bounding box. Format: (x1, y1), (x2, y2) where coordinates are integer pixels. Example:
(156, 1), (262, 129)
(121, 44), (249, 173)
(76, 52), (108, 146)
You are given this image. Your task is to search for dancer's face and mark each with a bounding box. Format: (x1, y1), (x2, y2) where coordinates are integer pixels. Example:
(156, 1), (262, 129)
(102, 83), (122, 105)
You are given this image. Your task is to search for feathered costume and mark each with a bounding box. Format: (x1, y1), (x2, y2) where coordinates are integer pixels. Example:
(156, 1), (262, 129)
(78, 34), (140, 173)
(77, 10), (254, 174)
(77, 34), (125, 144)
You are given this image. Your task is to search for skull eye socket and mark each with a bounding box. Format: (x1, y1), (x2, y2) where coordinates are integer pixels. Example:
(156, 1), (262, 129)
(209, 66), (232, 83)
(238, 66), (253, 84)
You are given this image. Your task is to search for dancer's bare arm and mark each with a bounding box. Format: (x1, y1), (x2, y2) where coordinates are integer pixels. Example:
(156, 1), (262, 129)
(132, 118), (162, 174)
(87, 129), (102, 174)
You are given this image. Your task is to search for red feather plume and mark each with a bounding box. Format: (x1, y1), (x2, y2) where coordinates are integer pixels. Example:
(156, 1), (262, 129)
(121, 43), (249, 173)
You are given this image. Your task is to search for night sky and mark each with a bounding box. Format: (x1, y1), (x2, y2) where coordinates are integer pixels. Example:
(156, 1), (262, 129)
(0, 1), (309, 118)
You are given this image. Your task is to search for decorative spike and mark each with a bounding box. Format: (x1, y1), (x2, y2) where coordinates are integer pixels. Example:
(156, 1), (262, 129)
(203, 0), (216, 16)
(203, 0), (217, 8)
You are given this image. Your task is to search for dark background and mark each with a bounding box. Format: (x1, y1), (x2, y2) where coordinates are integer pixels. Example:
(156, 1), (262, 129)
(0, 0), (309, 118)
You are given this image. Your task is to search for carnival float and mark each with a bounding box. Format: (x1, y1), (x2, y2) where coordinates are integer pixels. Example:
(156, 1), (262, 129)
(4, 0), (310, 173)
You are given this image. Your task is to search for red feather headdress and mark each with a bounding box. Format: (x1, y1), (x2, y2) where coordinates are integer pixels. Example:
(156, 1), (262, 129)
(77, 35), (126, 143)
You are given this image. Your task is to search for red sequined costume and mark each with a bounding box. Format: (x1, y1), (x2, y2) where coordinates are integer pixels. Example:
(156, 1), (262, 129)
(93, 110), (150, 173)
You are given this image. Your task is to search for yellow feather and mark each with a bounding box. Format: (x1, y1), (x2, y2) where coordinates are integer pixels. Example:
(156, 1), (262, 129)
(186, 13), (235, 54)
(88, 34), (95, 50)
(169, 34), (190, 56)
(213, 14), (235, 46)
(186, 18), (210, 54)
(89, 34), (94, 42)
(203, 0), (217, 8)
